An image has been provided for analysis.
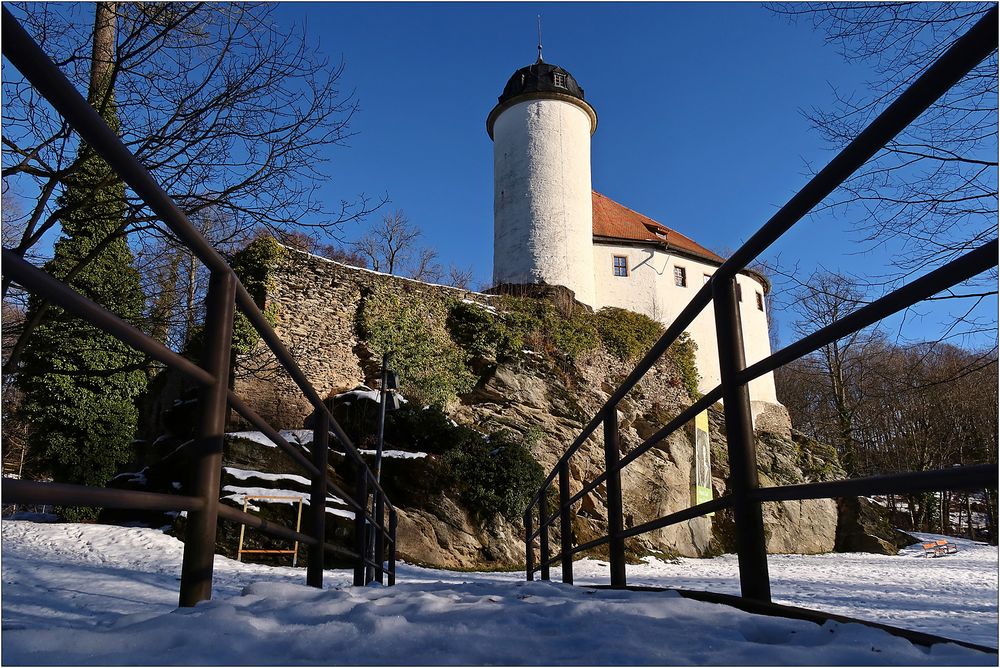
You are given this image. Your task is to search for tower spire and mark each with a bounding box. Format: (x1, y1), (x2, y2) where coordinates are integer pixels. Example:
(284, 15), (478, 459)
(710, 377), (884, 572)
(537, 14), (543, 63)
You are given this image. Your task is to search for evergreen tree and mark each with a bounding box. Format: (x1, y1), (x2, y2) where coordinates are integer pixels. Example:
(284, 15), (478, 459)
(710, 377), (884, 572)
(16, 4), (147, 506)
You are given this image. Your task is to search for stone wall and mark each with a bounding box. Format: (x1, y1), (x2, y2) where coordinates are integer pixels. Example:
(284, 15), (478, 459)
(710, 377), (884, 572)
(231, 247), (492, 430)
(222, 244), (845, 568)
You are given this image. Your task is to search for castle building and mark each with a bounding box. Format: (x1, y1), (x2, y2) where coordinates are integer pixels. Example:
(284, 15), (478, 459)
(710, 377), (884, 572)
(487, 59), (780, 416)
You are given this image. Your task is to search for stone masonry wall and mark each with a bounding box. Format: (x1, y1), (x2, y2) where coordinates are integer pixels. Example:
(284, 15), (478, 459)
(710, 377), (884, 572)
(231, 246), (492, 429)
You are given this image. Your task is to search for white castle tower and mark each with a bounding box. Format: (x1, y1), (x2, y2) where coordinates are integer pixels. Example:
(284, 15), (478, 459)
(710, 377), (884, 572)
(487, 58), (598, 306)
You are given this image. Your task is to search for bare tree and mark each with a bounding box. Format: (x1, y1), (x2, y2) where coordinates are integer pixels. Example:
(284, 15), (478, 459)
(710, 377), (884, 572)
(446, 264), (475, 290)
(777, 270), (881, 475)
(351, 210), (422, 275)
(3, 3), (384, 366)
(769, 3), (997, 336)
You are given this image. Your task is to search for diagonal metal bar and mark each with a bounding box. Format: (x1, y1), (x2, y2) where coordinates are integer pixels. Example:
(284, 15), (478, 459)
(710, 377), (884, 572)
(738, 240), (999, 386)
(1, 249), (214, 386)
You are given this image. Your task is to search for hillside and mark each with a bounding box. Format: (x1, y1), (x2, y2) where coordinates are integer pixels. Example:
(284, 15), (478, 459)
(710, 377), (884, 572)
(121, 243), (903, 569)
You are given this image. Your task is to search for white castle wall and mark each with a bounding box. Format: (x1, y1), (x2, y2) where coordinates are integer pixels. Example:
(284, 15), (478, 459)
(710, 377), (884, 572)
(492, 99), (596, 306)
(592, 242), (779, 407)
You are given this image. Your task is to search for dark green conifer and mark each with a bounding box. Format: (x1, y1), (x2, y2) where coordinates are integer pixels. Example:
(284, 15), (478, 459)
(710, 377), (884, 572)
(16, 4), (147, 506)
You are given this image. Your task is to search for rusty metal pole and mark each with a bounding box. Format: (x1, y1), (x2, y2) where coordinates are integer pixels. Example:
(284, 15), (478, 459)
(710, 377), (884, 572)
(604, 412), (627, 588)
(388, 509), (397, 586)
(178, 270), (236, 607)
(713, 275), (771, 603)
(307, 410), (329, 588)
(524, 506), (534, 581)
(353, 463), (369, 586)
(559, 460), (574, 585)
(539, 484), (550, 581)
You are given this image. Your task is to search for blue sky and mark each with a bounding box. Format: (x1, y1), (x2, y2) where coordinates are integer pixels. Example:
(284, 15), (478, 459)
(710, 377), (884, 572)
(8, 2), (994, 349)
(268, 2), (994, 349)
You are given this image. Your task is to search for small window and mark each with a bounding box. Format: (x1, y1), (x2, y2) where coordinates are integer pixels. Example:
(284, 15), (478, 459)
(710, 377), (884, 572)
(703, 273), (711, 285)
(553, 72), (567, 88)
(674, 266), (687, 287)
(756, 291), (764, 311)
(736, 284), (743, 302)
(613, 255), (628, 277)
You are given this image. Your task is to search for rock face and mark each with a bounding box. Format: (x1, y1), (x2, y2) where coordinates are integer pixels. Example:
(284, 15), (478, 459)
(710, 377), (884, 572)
(120, 246), (892, 570)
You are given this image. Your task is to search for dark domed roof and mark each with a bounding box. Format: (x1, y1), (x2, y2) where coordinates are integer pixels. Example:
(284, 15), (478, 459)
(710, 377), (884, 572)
(497, 60), (586, 105)
(487, 59), (597, 139)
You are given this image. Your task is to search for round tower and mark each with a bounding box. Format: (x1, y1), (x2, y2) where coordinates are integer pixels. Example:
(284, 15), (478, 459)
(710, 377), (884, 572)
(487, 60), (598, 306)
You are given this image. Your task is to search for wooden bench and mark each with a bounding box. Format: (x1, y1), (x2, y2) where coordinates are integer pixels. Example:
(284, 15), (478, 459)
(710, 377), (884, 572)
(921, 539), (959, 557)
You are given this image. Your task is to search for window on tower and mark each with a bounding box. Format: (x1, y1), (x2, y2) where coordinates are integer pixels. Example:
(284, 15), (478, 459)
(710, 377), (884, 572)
(756, 291), (764, 311)
(553, 72), (567, 88)
(674, 266), (687, 287)
(613, 255), (628, 277)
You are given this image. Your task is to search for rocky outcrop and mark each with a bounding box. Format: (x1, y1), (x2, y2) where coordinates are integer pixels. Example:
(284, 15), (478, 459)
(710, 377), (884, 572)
(835, 496), (918, 555)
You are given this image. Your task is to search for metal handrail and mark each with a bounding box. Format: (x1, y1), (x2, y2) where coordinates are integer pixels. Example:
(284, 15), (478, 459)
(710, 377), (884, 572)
(0, 8), (397, 604)
(523, 4), (999, 625)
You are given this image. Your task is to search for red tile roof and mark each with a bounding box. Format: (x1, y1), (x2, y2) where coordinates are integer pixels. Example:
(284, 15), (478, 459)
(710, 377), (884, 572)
(592, 191), (725, 264)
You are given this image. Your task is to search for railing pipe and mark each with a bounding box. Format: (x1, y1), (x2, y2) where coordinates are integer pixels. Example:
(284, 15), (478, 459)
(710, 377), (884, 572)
(307, 410), (330, 588)
(374, 494), (386, 584)
(603, 412), (627, 588)
(388, 509), (397, 586)
(216, 504), (317, 550)
(713, 275), (770, 603)
(752, 465), (999, 503)
(558, 460), (574, 585)
(619, 496), (735, 540)
(227, 391), (320, 478)
(525, 4), (998, 509)
(524, 506), (534, 581)
(1, 250), (214, 386)
(179, 270), (236, 607)
(709, 6), (998, 282)
(738, 240), (999, 386)
(1, 478), (204, 512)
(539, 485), (550, 581)
(353, 463), (369, 587)
(528, 283), (714, 506)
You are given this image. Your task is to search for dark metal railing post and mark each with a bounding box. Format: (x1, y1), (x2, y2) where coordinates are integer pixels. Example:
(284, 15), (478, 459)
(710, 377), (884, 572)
(388, 509), (397, 586)
(307, 410), (329, 588)
(178, 270), (236, 607)
(524, 506), (534, 581)
(604, 412), (627, 588)
(353, 463), (369, 586)
(539, 485), (550, 581)
(713, 276), (771, 603)
(559, 460), (574, 585)
(375, 493), (386, 584)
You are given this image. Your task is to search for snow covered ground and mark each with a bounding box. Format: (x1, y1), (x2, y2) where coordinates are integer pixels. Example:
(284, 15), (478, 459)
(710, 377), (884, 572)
(1, 521), (997, 665)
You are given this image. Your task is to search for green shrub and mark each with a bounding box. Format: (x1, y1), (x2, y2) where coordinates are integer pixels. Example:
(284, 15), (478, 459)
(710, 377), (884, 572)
(594, 307), (664, 362)
(358, 286), (476, 407)
(229, 236), (286, 354)
(492, 295), (600, 361)
(443, 428), (544, 521)
(445, 300), (519, 361)
(667, 331), (700, 398)
(376, 404), (544, 521)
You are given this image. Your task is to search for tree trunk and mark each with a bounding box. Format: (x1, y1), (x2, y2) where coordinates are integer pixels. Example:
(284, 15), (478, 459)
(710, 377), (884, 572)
(89, 3), (117, 110)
